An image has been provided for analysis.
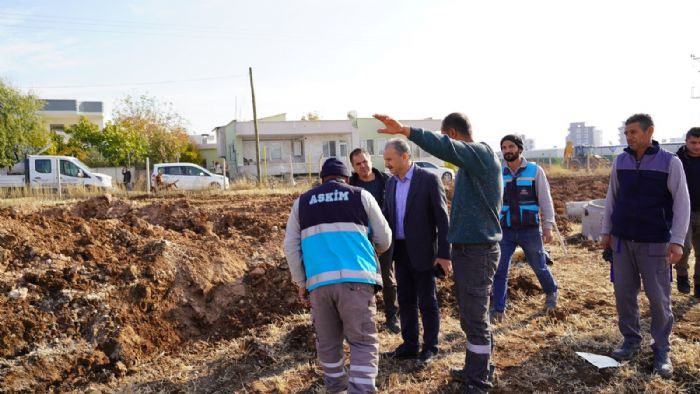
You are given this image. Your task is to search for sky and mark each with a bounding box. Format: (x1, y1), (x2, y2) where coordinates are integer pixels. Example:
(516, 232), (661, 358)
(1, 0), (700, 150)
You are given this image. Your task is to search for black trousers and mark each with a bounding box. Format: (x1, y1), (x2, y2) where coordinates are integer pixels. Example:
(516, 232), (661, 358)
(393, 240), (440, 352)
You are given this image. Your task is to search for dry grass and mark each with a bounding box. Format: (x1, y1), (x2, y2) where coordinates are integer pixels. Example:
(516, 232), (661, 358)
(78, 223), (699, 393)
(542, 165), (611, 178)
(0, 178), (316, 209)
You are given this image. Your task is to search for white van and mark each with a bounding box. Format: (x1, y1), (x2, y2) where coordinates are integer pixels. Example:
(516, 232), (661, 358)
(151, 163), (229, 190)
(0, 155), (113, 189)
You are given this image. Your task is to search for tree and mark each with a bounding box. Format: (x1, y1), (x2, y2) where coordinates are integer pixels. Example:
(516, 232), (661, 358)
(99, 122), (148, 166)
(301, 111), (320, 121)
(112, 94), (198, 163)
(0, 80), (49, 167)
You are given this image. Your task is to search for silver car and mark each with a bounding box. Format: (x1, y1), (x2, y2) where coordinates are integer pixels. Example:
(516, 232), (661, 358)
(413, 160), (455, 182)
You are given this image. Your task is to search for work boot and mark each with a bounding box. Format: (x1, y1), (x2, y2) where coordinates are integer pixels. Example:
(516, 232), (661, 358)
(677, 276), (691, 294)
(417, 348), (438, 364)
(653, 351), (673, 378)
(544, 291), (558, 312)
(610, 341), (641, 361)
(450, 368), (491, 393)
(382, 345), (418, 360)
(385, 315), (400, 334)
(450, 367), (468, 384)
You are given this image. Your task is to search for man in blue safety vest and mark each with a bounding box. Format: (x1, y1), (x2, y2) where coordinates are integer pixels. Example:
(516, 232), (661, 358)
(284, 158), (392, 393)
(491, 135), (559, 323)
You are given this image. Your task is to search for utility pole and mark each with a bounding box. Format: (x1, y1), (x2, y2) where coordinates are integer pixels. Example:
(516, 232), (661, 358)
(249, 67), (262, 183)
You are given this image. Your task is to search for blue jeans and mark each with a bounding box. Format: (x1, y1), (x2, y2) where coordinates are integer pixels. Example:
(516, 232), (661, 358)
(491, 226), (558, 313)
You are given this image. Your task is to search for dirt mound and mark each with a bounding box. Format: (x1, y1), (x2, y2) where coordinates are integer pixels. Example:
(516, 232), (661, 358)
(565, 233), (600, 251)
(507, 273), (541, 300)
(549, 175), (609, 233)
(0, 193), (302, 391)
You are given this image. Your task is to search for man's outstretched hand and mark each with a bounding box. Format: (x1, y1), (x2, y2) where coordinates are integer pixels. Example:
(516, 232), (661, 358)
(373, 114), (410, 137)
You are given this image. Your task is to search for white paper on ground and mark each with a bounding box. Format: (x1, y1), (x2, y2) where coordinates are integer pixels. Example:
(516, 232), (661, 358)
(575, 352), (622, 369)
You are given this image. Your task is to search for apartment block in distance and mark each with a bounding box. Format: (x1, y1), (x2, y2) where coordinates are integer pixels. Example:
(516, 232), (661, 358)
(566, 122), (602, 147)
(38, 99), (104, 134)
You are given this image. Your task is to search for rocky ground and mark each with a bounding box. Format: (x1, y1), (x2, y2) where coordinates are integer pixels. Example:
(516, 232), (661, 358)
(0, 175), (698, 393)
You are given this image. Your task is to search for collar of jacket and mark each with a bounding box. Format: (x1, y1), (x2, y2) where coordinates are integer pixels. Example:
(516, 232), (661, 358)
(623, 140), (660, 156)
(350, 167), (386, 184)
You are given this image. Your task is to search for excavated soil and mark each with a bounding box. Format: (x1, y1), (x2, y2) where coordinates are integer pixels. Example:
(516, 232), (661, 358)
(0, 193), (303, 392)
(548, 175), (609, 233)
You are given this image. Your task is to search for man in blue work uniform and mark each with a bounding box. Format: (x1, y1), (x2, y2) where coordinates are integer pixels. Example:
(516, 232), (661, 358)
(491, 134), (558, 322)
(284, 158), (392, 393)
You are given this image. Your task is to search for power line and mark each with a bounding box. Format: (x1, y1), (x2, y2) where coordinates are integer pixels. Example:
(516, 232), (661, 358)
(0, 11), (232, 32)
(0, 11), (382, 42)
(28, 74), (246, 89)
(0, 20), (242, 40)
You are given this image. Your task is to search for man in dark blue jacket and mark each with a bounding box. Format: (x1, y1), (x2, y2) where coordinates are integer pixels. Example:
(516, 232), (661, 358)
(600, 114), (690, 378)
(675, 127), (700, 296)
(349, 148), (400, 333)
(284, 158), (392, 393)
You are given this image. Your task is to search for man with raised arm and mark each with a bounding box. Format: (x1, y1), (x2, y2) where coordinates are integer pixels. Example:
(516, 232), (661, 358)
(374, 113), (502, 394)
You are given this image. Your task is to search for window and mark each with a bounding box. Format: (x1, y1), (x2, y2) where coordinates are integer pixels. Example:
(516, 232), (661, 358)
(163, 166), (182, 175)
(416, 161), (437, 169)
(292, 140), (303, 157)
(60, 160), (85, 177)
(376, 138), (387, 153)
(180, 166), (196, 176)
(339, 142), (348, 158)
(322, 141), (337, 157)
(266, 142), (282, 161)
(35, 159), (52, 174)
(179, 166), (206, 176)
(365, 139), (375, 155)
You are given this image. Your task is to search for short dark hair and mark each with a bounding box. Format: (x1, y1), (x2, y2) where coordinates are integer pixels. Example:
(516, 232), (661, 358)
(686, 127), (700, 139)
(625, 113), (654, 131)
(349, 148), (369, 162)
(441, 112), (472, 138)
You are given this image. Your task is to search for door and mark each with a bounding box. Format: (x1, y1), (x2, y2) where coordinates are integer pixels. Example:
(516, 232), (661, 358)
(31, 158), (58, 187)
(162, 166), (185, 188)
(183, 165), (209, 189)
(59, 159), (88, 186)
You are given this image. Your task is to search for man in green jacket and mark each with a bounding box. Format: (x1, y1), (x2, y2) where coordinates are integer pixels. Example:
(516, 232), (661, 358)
(374, 113), (502, 394)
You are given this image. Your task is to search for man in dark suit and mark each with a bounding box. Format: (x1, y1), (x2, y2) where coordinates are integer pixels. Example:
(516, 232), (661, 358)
(382, 138), (451, 364)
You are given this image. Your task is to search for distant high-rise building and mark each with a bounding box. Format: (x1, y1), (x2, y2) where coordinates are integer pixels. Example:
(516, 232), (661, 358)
(618, 122), (626, 145)
(566, 122), (602, 147)
(514, 133), (535, 151)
